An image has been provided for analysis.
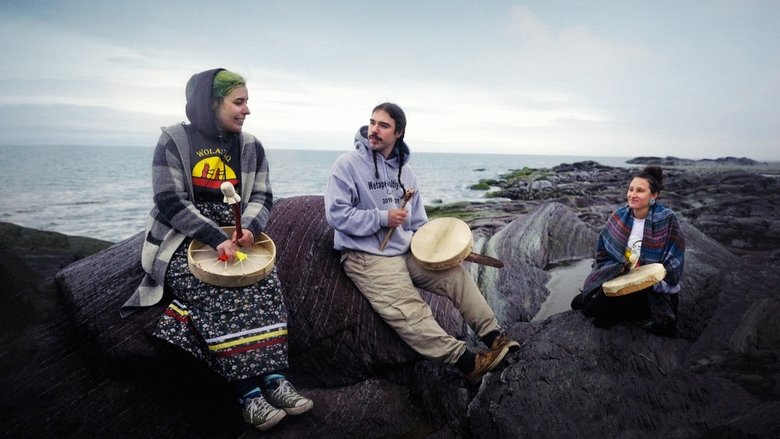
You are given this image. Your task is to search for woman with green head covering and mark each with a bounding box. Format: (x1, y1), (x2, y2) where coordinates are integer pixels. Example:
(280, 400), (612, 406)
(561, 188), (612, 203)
(123, 68), (312, 431)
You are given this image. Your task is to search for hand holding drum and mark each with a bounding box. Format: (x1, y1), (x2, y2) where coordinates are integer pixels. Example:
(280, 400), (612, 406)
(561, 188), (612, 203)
(185, 181), (277, 287)
(188, 227), (277, 287)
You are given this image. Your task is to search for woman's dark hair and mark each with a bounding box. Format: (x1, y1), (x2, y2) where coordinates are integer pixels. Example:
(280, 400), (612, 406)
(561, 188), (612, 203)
(634, 165), (664, 194)
(370, 102), (407, 193)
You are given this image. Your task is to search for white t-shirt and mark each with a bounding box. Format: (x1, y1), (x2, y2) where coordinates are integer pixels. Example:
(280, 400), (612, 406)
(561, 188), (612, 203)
(627, 218), (645, 262)
(626, 217), (680, 294)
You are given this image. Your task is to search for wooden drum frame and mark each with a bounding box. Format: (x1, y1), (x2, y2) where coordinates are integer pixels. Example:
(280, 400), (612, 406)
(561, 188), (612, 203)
(187, 226), (276, 288)
(602, 263), (666, 297)
(411, 217), (474, 271)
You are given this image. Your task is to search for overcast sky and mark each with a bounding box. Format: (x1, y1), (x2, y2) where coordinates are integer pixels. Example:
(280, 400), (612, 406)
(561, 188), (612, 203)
(1, 0), (778, 160)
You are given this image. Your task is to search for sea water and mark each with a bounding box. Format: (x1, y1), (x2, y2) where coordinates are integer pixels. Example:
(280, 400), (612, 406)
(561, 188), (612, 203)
(0, 145), (632, 242)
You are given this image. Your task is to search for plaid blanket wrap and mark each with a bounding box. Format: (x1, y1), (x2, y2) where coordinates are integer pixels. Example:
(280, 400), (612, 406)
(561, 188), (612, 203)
(580, 203), (685, 298)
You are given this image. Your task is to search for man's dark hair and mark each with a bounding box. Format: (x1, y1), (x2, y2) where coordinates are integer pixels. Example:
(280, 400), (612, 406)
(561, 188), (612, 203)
(371, 102), (407, 193)
(373, 102), (407, 142)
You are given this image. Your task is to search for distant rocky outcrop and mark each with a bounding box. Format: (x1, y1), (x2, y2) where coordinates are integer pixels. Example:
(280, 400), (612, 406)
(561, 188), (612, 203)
(627, 156), (766, 166)
(4, 185), (780, 437)
(466, 160), (780, 257)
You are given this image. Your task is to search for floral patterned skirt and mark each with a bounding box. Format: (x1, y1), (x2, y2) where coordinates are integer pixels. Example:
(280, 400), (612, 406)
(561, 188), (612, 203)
(153, 202), (288, 382)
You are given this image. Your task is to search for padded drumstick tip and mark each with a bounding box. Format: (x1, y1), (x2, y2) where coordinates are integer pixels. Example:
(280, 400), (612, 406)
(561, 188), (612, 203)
(220, 182), (241, 204)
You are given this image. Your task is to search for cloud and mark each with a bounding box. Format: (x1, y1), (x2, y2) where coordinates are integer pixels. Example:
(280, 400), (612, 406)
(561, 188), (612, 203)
(239, 69), (617, 154)
(0, 13), (197, 116)
(0, 104), (168, 146)
(500, 6), (651, 88)
(0, 2), (778, 160)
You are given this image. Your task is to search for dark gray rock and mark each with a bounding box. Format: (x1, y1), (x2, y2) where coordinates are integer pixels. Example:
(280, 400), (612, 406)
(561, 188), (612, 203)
(676, 171), (780, 254)
(627, 155), (698, 166)
(4, 187), (779, 438)
(476, 202), (596, 324)
(262, 196), (465, 387)
(48, 196), (466, 437)
(467, 222), (780, 438)
(626, 156), (765, 166)
(55, 196), (466, 388)
(482, 162), (780, 256)
(1, 224), (242, 439)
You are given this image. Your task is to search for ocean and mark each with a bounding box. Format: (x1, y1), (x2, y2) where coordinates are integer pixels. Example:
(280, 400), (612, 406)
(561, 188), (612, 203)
(0, 145), (633, 243)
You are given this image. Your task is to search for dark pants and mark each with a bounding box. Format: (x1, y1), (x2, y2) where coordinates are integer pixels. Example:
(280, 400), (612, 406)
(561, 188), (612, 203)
(576, 288), (678, 330)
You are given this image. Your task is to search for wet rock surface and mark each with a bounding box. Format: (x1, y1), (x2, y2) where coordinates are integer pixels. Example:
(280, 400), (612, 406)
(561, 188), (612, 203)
(2, 158), (779, 438)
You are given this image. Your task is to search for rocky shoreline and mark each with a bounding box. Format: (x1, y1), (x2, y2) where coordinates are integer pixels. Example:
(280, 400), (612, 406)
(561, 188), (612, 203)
(2, 157), (779, 438)
(432, 156), (780, 258)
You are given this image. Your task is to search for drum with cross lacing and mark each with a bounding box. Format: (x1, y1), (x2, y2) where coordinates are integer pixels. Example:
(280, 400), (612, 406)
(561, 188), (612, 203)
(187, 226), (276, 287)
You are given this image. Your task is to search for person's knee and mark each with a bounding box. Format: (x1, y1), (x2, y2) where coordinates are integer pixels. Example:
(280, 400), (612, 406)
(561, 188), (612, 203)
(382, 293), (434, 324)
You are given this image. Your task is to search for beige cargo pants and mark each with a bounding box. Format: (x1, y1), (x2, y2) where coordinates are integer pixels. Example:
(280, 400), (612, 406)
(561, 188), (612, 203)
(341, 250), (501, 364)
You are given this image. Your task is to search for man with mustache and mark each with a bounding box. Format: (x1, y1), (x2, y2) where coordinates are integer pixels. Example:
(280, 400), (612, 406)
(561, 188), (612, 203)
(324, 102), (519, 383)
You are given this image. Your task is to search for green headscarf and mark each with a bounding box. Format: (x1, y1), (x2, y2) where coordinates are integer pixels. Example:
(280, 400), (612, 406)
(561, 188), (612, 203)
(212, 70), (246, 107)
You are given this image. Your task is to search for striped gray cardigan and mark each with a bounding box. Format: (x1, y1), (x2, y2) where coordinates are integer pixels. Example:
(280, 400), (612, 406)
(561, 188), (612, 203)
(120, 123), (273, 317)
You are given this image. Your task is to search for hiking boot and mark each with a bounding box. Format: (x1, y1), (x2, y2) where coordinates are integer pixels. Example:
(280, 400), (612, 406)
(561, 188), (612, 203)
(464, 346), (510, 384)
(265, 378), (314, 415)
(489, 332), (521, 353)
(243, 393), (286, 431)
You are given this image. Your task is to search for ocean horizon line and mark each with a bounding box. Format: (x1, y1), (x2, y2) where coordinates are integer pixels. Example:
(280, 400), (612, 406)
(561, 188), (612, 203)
(2, 144), (777, 243)
(5, 143), (776, 164)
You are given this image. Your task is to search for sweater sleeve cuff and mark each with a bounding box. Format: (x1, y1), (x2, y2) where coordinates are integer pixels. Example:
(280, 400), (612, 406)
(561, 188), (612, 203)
(380, 210), (389, 227)
(205, 227), (230, 250)
(246, 224), (261, 240)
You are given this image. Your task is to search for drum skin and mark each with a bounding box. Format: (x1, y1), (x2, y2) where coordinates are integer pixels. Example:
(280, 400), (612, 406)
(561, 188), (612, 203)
(602, 263), (666, 297)
(187, 226), (276, 288)
(411, 217), (474, 271)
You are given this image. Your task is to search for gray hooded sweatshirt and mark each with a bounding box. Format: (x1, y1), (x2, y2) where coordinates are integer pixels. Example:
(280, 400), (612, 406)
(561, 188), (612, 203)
(324, 126), (427, 256)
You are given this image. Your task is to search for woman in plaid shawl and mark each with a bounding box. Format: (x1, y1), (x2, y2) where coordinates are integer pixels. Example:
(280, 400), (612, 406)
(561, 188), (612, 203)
(571, 166), (685, 337)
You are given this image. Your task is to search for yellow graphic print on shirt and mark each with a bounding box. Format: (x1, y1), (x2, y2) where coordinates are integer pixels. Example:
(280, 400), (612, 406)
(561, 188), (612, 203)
(625, 239), (642, 268)
(192, 156), (238, 190)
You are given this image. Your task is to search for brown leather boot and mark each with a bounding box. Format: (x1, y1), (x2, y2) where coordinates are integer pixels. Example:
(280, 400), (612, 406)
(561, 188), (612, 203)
(490, 332), (521, 353)
(464, 346), (510, 383)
